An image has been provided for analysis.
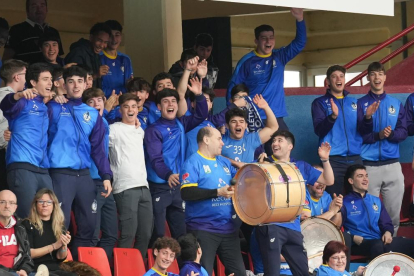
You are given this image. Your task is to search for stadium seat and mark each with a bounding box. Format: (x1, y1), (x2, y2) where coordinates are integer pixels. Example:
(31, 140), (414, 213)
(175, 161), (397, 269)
(165, 221), (172, 237)
(78, 247), (112, 276)
(216, 255), (225, 276)
(65, 248), (73, 262)
(113, 248), (146, 276)
(147, 248), (180, 274)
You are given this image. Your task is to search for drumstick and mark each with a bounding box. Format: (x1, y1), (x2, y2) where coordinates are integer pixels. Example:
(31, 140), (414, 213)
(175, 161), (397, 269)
(391, 265), (400, 276)
(307, 252), (323, 259)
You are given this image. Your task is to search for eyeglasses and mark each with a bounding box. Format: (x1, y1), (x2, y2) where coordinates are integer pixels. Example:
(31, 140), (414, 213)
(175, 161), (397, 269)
(37, 200), (53, 206)
(0, 200), (17, 206)
(330, 256), (347, 262)
(233, 95), (245, 100)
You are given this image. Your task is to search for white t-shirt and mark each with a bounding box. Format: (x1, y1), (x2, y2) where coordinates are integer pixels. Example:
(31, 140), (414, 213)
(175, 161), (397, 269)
(109, 122), (148, 194)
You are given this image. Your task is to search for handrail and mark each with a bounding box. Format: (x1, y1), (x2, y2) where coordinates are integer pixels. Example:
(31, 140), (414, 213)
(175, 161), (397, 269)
(342, 23), (414, 86)
(346, 38), (414, 86)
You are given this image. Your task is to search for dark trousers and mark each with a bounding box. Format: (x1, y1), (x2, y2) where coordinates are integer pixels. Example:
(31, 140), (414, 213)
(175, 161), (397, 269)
(256, 225), (308, 276)
(325, 155), (363, 197)
(0, 148), (7, 191)
(343, 232), (351, 271)
(7, 168), (53, 218)
(189, 230), (246, 276)
(149, 183), (185, 240)
(114, 186), (153, 258)
(92, 181), (118, 264)
(264, 117), (289, 156)
(50, 169), (97, 261)
(351, 237), (414, 260)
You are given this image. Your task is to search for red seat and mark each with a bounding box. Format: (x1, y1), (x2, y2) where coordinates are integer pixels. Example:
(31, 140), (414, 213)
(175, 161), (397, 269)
(165, 221), (172, 237)
(65, 248), (73, 262)
(216, 255), (225, 276)
(78, 247), (112, 276)
(147, 248), (179, 274)
(113, 248), (146, 276)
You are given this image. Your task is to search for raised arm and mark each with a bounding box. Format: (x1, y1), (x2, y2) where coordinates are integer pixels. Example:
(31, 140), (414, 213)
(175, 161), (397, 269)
(253, 94), (278, 143)
(177, 56), (200, 117)
(316, 142), (334, 186)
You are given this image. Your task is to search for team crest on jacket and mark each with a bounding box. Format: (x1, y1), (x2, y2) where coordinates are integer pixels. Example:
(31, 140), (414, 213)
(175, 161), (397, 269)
(83, 112), (91, 122)
(372, 203), (379, 211)
(351, 102), (357, 110)
(203, 165), (211, 174)
(389, 105), (396, 114)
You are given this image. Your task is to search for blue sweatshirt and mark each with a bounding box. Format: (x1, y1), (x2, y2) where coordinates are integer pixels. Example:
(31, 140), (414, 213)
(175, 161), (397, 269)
(89, 117), (109, 180)
(0, 94), (49, 169)
(404, 92), (414, 136)
(227, 20), (307, 118)
(315, 265), (351, 276)
(179, 262), (208, 276)
(144, 94), (208, 184)
(357, 91), (407, 163)
(341, 191), (394, 240)
(100, 51), (133, 98)
(311, 90), (362, 156)
(47, 98), (112, 180)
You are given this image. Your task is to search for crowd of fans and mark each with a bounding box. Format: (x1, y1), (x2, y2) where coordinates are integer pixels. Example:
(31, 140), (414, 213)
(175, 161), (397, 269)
(1, 1), (414, 276)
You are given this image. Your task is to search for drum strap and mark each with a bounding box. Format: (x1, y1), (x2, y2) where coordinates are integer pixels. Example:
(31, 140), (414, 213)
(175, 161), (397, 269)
(274, 163), (290, 206)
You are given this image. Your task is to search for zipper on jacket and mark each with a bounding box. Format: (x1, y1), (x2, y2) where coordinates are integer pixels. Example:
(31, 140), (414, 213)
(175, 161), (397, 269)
(362, 196), (375, 234)
(339, 99), (350, 155)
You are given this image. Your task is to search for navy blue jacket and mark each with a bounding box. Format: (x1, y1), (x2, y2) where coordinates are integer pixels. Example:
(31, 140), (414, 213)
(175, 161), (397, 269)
(341, 191), (394, 240)
(357, 91), (407, 162)
(144, 94), (208, 184)
(0, 94), (49, 169)
(311, 90), (362, 156)
(47, 98), (112, 180)
(404, 92), (414, 136)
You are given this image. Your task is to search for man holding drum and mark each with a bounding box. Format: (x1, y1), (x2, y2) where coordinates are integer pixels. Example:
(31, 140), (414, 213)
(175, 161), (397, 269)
(255, 130), (335, 276)
(180, 126), (246, 276)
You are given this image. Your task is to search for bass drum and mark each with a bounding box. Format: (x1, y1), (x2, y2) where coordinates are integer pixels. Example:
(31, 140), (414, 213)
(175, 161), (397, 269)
(301, 217), (344, 273)
(232, 161), (306, 225)
(364, 252), (414, 275)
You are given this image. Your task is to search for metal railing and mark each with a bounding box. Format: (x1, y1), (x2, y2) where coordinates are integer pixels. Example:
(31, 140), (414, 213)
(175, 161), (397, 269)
(343, 23), (414, 87)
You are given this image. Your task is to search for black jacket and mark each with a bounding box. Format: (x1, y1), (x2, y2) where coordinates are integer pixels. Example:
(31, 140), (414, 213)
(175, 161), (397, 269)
(0, 218), (34, 274)
(64, 38), (102, 88)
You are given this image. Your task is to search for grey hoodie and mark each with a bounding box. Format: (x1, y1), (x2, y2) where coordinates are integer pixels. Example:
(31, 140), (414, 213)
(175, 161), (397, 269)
(0, 86), (15, 148)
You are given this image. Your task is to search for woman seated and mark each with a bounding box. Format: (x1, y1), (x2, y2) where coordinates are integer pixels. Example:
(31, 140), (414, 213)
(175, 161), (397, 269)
(316, 241), (365, 276)
(22, 189), (76, 276)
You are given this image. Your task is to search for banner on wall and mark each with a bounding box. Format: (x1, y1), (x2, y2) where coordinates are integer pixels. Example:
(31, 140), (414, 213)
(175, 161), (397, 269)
(207, 0), (394, 16)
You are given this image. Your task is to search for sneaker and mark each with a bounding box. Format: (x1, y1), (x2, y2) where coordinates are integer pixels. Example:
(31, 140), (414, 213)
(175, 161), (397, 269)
(35, 264), (49, 276)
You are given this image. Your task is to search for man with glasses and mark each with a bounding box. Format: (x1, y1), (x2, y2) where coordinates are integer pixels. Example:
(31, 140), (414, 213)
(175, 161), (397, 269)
(0, 63), (53, 218)
(338, 164), (414, 260)
(0, 60), (28, 191)
(0, 190), (35, 276)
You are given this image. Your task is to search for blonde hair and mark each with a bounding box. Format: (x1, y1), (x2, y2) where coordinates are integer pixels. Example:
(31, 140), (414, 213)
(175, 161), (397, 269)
(27, 188), (65, 239)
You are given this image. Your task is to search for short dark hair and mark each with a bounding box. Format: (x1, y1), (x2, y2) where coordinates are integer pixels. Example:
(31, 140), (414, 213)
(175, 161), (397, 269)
(197, 127), (212, 144)
(152, 72), (173, 91)
(153, 237), (181, 256)
(155, 88), (179, 105)
(231, 83), (250, 100)
(89, 22), (111, 37)
(38, 30), (60, 48)
(126, 77), (151, 93)
(104, 20), (122, 32)
(190, 87), (215, 102)
(82, 88), (105, 103)
(180, 49), (197, 63)
(0, 17), (9, 31)
(322, 241), (348, 264)
(76, 64), (93, 76)
(26, 0), (47, 13)
(26, 63), (52, 88)
(178, 233), (199, 262)
(326, 65), (346, 79)
(195, 33), (213, 48)
(0, 59), (28, 83)
(367, 62), (386, 74)
(119, 93), (139, 106)
(270, 130), (295, 148)
(63, 66), (87, 82)
(254, 25), (274, 39)
(344, 164), (366, 187)
(225, 108), (247, 124)
(52, 67), (64, 81)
